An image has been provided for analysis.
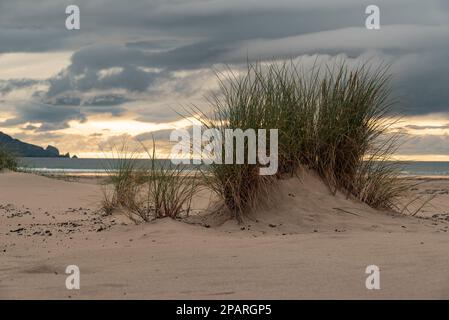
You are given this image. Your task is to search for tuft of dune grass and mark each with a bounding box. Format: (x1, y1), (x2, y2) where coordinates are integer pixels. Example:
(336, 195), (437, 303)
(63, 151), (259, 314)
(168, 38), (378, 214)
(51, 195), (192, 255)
(0, 144), (17, 172)
(102, 139), (142, 212)
(188, 64), (278, 222)
(189, 59), (407, 220)
(101, 137), (199, 221)
(307, 62), (407, 210)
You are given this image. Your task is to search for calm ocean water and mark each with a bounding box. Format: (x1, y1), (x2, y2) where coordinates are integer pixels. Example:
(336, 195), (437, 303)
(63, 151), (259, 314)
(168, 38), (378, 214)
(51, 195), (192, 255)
(17, 157), (197, 175)
(17, 158), (449, 177)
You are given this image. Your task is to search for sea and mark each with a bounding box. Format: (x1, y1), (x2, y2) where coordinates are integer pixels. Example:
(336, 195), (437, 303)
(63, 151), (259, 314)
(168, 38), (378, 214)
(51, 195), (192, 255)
(17, 157), (198, 176)
(15, 158), (449, 177)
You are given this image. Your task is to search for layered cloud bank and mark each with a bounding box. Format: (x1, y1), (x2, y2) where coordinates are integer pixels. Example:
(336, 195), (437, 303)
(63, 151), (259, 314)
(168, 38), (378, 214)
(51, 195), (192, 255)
(0, 0), (448, 158)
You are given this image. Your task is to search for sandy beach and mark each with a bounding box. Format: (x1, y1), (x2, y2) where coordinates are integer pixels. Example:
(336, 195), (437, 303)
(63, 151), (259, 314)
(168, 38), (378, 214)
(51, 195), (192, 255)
(1, 0), (449, 308)
(1, 171), (448, 299)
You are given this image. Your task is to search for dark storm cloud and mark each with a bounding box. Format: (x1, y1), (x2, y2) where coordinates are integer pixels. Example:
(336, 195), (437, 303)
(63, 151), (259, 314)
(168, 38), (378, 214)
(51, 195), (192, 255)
(83, 94), (131, 106)
(0, 98), (126, 131)
(93, 66), (158, 92)
(1, 0), (449, 129)
(48, 95), (82, 106)
(392, 51), (449, 115)
(125, 39), (179, 51)
(1, 0), (443, 51)
(43, 44), (163, 98)
(40, 92), (129, 116)
(0, 79), (41, 95)
(67, 45), (148, 73)
(0, 28), (68, 53)
(45, 65), (158, 98)
(47, 65), (157, 94)
(0, 102), (85, 128)
(0, 1), (357, 53)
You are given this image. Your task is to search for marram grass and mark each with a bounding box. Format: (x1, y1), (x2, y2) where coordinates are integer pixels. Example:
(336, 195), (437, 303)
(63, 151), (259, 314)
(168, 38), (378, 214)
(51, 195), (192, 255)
(0, 144), (17, 172)
(101, 138), (199, 221)
(191, 59), (407, 220)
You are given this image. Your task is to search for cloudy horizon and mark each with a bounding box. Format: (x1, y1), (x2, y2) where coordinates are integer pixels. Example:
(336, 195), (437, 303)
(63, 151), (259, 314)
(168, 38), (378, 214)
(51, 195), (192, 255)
(1, 0), (449, 159)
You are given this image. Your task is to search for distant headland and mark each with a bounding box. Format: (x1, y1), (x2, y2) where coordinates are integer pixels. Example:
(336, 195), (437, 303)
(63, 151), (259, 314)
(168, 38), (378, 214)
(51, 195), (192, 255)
(0, 131), (74, 158)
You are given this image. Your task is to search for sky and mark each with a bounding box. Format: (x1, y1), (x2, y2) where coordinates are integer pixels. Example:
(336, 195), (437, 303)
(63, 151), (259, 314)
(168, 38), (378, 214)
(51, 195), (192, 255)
(0, 0), (448, 159)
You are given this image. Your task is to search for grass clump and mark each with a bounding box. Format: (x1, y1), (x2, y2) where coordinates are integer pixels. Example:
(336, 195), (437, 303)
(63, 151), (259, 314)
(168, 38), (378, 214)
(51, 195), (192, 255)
(192, 59), (407, 219)
(0, 145), (17, 171)
(306, 63), (407, 210)
(191, 65), (278, 222)
(127, 141), (200, 221)
(101, 138), (199, 222)
(102, 140), (142, 212)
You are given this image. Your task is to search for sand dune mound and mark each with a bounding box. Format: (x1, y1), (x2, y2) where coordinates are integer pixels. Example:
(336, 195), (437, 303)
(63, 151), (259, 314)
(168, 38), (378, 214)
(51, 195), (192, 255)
(193, 169), (432, 235)
(0, 171), (439, 238)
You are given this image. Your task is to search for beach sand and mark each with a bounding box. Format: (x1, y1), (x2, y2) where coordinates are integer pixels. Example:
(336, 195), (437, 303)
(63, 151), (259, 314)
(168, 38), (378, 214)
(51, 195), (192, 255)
(1, 171), (449, 299)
